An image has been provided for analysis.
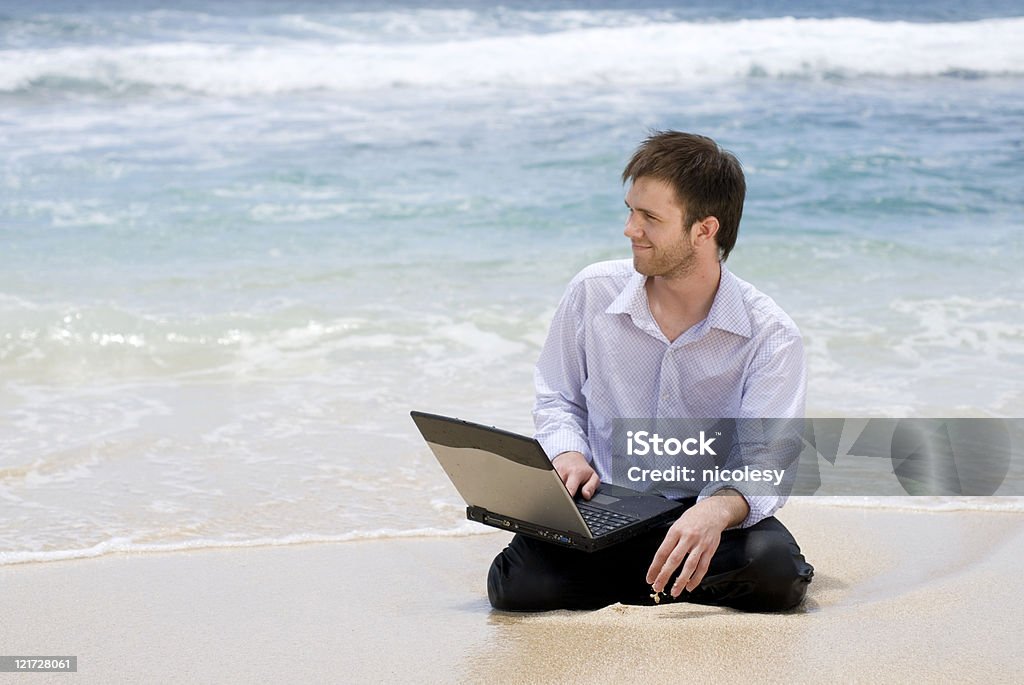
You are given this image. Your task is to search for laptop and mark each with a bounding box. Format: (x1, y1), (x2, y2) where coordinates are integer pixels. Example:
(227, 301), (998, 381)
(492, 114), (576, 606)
(410, 411), (685, 552)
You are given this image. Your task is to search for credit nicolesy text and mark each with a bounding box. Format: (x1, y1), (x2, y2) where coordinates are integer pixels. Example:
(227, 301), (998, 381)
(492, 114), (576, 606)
(626, 430), (717, 456)
(626, 465), (787, 487)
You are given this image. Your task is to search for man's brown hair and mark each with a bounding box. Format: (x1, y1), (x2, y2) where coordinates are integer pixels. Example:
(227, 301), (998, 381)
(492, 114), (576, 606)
(621, 131), (746, 261)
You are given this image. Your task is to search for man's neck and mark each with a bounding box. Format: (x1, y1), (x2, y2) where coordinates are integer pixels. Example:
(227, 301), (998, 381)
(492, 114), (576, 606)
(644, 260), (722, 342)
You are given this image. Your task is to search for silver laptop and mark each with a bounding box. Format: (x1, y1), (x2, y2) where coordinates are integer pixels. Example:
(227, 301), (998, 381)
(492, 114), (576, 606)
(410, 411), (684, 552)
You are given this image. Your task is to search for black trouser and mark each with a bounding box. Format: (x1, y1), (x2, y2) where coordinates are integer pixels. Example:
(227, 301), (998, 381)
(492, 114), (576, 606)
(487, 510), (813, 613)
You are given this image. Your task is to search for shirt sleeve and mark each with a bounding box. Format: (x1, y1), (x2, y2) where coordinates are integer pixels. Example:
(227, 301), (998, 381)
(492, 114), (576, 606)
(533, 280), (592, 463)
(697, 323), (807, 528)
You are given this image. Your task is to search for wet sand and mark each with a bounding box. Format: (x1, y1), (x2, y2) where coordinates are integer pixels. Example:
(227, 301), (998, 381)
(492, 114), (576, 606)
(2, 503), (1022, 683)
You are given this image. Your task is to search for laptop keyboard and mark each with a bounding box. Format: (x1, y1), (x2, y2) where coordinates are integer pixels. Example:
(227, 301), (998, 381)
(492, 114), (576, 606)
(577, 502), (638, 536)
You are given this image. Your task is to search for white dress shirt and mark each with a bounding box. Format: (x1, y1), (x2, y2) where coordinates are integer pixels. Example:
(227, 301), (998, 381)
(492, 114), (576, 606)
(533, 259), (806, 528)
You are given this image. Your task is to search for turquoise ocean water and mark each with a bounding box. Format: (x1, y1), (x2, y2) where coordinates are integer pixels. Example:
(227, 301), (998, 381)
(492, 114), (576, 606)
(2, 1), (1023, 563)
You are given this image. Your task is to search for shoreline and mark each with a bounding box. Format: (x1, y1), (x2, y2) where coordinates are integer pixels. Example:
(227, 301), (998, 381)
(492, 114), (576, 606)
(3, 497), (1022, 569)
(3, 504), (1023, 683)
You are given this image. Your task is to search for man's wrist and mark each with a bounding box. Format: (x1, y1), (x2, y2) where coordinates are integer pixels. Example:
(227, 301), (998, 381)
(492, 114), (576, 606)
(553, 450), (585, 463)
(537, 431), (590, 464)
(709, 488), (751, 529)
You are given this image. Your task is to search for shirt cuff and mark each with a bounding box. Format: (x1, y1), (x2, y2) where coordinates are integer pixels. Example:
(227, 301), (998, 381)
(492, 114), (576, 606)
(696, 482), (779, 529)
(536, 430), (591, 464)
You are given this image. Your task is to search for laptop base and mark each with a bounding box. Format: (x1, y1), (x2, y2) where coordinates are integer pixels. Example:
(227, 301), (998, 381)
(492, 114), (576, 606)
(467, 503), (680, 553)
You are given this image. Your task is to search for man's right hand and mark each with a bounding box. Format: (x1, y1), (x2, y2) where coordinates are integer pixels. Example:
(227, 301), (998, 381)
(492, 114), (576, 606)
(552, 451), (600, 500)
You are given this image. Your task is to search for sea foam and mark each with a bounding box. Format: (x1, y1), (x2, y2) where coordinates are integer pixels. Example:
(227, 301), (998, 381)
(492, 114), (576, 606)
(0, 521), (497, 566)
(2, 17), (1022, 96)
(2, 496), (1021, 567)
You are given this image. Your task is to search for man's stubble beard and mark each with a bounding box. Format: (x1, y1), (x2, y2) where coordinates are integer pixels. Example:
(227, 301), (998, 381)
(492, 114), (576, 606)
(633, 237), (698, 280)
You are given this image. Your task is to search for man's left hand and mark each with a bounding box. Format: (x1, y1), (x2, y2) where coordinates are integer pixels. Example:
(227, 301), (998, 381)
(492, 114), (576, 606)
(645, 490), (750, 597)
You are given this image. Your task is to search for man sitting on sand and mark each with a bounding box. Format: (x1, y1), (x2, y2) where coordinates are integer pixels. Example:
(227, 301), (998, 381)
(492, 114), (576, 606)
(487, 131), (814, 612)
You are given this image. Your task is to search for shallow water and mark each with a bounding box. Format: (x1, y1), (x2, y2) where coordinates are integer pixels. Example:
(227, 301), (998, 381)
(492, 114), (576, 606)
(2, 1), (1023, 563)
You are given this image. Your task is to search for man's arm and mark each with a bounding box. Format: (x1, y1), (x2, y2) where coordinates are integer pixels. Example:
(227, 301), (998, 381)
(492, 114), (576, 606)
(648, 323), (806, 597)
(697, 323), (807, 528)
(532, 278), (601, 499)
(533, 280), (593, 468)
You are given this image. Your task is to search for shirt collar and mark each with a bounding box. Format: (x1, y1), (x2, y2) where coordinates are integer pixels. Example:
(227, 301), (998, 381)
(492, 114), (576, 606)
(605, 263), (752, 339)
(707, 264), (753, 338)
(605, 268), (648, 319)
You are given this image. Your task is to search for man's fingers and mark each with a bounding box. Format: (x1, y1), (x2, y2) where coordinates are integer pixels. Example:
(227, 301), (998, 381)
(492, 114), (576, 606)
(685, 553), (714, 593)
(645, 534), (677, 585)
(563, 472), (582, 497)
(653, 547), (689, 592)
(581, 472), (600, 500)
(683, 538), (719, 592)
(670, 548), (704, 597)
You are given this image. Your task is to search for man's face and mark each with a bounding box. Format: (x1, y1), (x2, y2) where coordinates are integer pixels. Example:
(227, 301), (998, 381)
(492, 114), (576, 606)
(624, 176), (696, 279)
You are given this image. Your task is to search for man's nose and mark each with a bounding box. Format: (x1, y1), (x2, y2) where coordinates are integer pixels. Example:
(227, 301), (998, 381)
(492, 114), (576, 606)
(624, 213), (642, 240)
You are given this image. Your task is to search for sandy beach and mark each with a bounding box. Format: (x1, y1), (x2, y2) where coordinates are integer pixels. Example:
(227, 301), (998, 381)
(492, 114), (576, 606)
(3, 502), (1022, 684)
(3, 3), (1023, 684)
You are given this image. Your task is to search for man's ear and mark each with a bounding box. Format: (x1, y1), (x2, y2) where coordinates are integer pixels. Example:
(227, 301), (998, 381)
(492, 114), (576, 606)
(691, 216), (720, 246)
